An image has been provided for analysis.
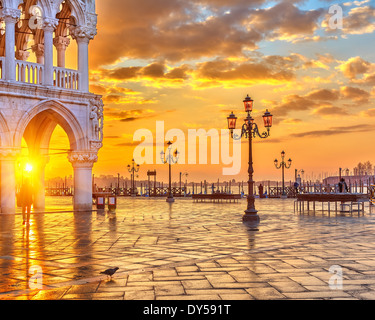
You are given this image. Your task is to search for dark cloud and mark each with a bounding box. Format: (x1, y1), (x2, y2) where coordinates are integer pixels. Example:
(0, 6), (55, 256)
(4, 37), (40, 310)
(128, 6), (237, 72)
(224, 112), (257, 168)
(340, 86), (371, 103)
(195, 56), (297, 83)
(105, 108), (176, 122)
(106, 67), (142, 80)
(305, 89), (340, 101)
(248, 2), (324, 40)
(342, 5), (375, 35)
(270, 86), (371, 119)
(271, 94), (319, 117)
(92, 0), (264, 67)
(313, 106), (349, 116)
(292, 124), (375, 138)
(99, 63), (191, 81)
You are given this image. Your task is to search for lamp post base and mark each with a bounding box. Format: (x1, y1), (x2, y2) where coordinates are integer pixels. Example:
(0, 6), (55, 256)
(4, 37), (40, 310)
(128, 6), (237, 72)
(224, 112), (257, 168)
(243, 213), (260, 222)
(280, 194), (288, 199)
(166, 197), (175, 203)
(243, 212), (260, 231)
(243, 207), (260, 223)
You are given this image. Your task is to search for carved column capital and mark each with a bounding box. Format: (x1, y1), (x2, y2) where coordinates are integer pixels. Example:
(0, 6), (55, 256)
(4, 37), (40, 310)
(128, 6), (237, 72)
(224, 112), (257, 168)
(42, 17), (59, 33)
(32, 44), (45, 56)
(68, 152), (98, 168)
(15, 50), (30, 61)
(53, 36), (71, 50)
(69, 25), (97, 42)
(0, 8), (21, 23)
(0, 148), (21, 161)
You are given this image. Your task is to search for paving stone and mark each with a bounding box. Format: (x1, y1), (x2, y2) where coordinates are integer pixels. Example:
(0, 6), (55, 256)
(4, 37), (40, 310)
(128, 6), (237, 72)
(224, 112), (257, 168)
(155, 284), (185, 296)
(219, 293), (254, 300)
(269, 280), (307, 293)
(2, 198), (375, 300)
(283, 291), (351, 299)
(125, 290), (155, 300)
(289, 275), (327, 286)
(245, 287), (286, 300)
(181, 279), (213, 289)
(156, 295), (221, 300)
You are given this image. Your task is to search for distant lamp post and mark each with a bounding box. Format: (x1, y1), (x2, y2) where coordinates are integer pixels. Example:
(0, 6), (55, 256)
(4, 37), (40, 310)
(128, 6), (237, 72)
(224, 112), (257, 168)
(295, 169), (305, 181)
(339, 167), (350, 180)
(127, 159), (140, 196)
(274, 151), (292, 198)
(227, 95), (273, 224)
(181, 172), (188, 196)
(161, 141), (179, 203)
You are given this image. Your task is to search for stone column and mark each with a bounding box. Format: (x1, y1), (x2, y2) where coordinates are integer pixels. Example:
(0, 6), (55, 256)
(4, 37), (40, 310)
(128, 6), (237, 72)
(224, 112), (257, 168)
(1, 8), (21, 81)
(31, 44), (45, 64)
(68, 152), (98, 211)
(42, 18), (58, 86)
(70, 26), (97, 92)
(31, 44), (44, 83)
(76, 36), (90, 92)
(0, 149), (20, 214)
(53, 36), (70, 68)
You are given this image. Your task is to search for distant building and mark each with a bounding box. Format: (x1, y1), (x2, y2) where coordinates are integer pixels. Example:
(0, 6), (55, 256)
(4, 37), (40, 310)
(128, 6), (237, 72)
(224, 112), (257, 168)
(323, 175), (375, 185)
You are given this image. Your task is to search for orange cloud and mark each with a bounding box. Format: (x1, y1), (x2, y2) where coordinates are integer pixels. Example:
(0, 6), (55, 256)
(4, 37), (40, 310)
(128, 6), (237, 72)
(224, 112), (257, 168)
(340, 86), (371, 103)
(337, 56), (372, 79)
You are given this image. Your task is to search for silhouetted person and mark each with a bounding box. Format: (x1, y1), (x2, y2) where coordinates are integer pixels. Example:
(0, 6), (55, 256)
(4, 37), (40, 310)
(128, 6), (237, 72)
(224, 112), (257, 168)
(259, 184), (264, 198)
(294, 181), (299, 194)
(20, 179), (33, 224)
(338, 178), (349, 193)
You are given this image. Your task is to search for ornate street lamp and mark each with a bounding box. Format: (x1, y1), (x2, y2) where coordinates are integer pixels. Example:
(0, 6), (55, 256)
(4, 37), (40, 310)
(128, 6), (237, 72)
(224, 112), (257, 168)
(127, 159), (140, 196)
(274, 151), (292, 198)
(227, 95), (273, 224)
(181, 172), (188, 196)
(339, 167), (350, 180)
(161, 141), (179, 203)
(295, 169), (305, 181)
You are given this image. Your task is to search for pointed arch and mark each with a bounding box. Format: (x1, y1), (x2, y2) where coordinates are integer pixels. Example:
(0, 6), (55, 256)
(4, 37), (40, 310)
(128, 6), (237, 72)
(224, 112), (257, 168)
(0, 109), (11, 146)
(14, 99), (87, 152)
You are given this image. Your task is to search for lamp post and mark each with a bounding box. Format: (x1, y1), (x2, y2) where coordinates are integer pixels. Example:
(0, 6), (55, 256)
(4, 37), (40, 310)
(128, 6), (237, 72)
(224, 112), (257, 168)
(227, 95), (273, 224)
(127, 159), (140, 196)
(274, 151), (292, 198)
(181, 172), (188, 196)
(295, 169), (304, 181)
(339, 167), (350, 180)
(161, 141), (179, 203)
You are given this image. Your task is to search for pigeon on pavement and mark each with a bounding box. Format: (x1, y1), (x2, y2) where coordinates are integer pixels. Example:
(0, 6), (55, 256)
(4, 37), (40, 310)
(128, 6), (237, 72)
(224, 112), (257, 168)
(100, 267), (119, 279)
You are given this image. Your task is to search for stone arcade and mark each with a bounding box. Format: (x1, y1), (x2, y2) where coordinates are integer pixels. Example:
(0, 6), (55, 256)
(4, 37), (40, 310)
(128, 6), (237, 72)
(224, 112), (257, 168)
(0, 0), (103, 213)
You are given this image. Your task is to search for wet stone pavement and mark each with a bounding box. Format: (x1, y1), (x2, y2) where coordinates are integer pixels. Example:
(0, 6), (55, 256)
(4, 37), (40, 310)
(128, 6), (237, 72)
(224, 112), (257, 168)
(1, 197), (375, 300)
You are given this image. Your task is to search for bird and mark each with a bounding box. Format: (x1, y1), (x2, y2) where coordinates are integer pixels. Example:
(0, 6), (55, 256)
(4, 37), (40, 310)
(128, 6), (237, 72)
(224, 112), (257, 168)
(100, 267), (119, 279)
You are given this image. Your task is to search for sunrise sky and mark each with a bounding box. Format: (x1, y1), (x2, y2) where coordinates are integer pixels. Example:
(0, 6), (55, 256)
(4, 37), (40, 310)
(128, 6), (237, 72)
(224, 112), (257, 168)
(46, 0), (375, 183)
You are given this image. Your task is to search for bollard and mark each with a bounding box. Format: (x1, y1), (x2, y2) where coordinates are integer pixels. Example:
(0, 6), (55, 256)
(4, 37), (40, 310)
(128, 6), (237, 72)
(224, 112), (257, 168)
(108, 196), (117, 211)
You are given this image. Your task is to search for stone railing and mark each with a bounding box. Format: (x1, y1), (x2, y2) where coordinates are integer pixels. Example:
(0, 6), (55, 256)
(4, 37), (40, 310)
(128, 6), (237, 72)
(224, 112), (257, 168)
(0, 59), (80, 91)
(53, 67), (80, 90)
(16, 60), (44, 85)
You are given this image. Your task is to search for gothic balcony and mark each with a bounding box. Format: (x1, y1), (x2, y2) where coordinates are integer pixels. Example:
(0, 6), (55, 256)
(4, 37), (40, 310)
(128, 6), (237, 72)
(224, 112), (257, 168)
(0, 57), (80, 90)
